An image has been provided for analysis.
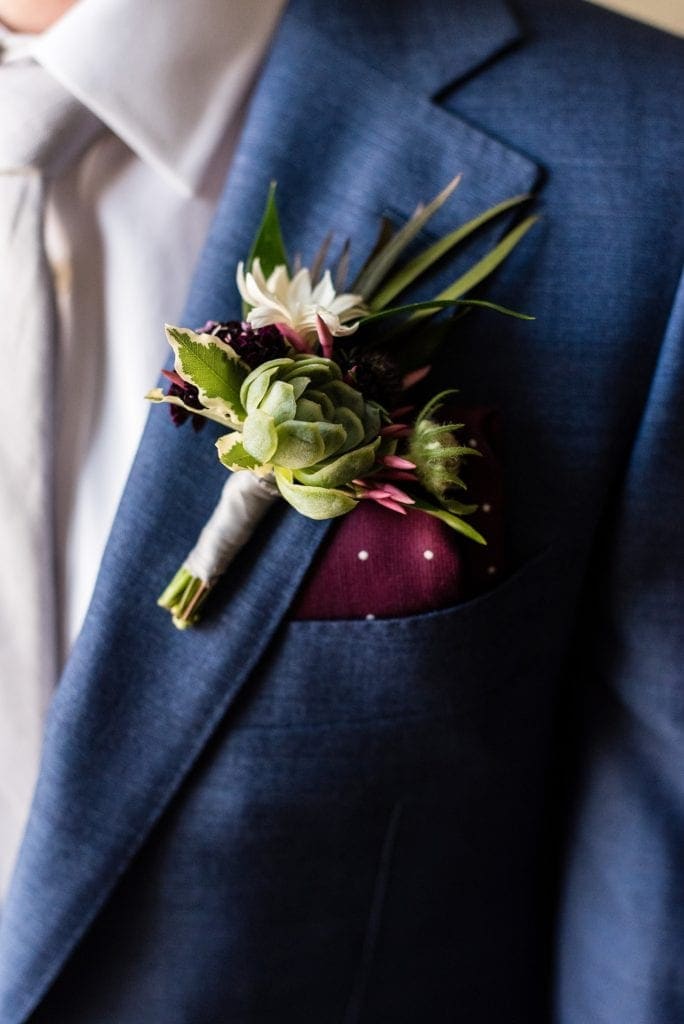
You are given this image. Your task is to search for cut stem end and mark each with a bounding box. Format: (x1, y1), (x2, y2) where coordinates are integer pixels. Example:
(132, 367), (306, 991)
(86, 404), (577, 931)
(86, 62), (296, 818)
(158, 567), (212, 630)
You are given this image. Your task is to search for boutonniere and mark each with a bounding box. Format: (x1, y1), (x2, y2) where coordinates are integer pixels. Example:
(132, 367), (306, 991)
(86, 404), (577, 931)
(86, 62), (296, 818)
(147, 176), (536, 628)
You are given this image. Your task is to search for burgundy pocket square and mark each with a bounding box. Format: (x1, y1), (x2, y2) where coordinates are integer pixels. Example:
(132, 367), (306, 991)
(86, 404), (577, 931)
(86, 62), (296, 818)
(290, 406), (504, 621)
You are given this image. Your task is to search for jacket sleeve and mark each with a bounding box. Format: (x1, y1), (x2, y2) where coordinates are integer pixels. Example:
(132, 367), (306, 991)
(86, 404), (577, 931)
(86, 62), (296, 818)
(556, 266), (684, 1024)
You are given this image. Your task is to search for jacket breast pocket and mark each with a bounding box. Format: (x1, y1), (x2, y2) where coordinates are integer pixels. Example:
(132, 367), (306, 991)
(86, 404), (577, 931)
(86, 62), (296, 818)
(235, 541), (573, 730)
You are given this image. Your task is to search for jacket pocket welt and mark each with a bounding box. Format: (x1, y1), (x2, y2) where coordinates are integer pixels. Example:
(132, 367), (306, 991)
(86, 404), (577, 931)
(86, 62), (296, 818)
(237, 542), (571, 728)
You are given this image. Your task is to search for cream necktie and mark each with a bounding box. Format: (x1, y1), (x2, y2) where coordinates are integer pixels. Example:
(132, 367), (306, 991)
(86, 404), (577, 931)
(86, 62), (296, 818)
(0, 56), (103, 898)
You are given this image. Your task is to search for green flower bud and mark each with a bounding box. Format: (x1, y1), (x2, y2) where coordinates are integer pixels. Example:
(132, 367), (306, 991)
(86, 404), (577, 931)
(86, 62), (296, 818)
(408, 390), (480, 515)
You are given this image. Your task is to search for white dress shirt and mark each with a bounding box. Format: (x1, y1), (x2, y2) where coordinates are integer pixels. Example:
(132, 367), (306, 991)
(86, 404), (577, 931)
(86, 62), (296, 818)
(0, 0), (284, 899)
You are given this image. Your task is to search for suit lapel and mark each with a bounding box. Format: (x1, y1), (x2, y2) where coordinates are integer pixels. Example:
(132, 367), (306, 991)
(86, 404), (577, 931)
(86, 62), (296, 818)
(0, 2), (540, 1019)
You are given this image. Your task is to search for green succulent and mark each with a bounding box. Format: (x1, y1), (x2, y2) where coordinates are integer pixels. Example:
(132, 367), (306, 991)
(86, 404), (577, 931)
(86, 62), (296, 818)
(216, 355), (383, 519)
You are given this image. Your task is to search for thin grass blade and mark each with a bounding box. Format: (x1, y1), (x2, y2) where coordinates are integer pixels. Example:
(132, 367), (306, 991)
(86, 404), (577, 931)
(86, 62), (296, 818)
(360, 297), (533, 326)
(412, 497), (486, 544)
(334, 238), (351, 291)
(408, 214), (539, 323)
(369, 193), (530, 311)
(310, 231), (333, 287)
(352, 217), (395, 287)
(353, 173), (462, 299)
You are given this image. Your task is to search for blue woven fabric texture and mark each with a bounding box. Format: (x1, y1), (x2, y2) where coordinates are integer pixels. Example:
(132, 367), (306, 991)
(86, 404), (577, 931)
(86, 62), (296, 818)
(0, 0), (681, 1021)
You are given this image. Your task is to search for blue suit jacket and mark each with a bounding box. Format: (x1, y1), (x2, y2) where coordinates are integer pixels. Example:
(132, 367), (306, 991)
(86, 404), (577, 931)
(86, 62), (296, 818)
(0, 0), (681, 1020)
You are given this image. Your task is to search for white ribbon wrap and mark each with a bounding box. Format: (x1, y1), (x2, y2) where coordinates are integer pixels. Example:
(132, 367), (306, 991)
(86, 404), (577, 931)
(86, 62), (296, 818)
(184, 471), (280, 584)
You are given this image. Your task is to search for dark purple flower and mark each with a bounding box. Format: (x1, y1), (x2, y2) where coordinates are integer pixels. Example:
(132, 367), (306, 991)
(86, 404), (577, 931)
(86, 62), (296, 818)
(338, 347), (404, 409)
(200, 320), (287, 369)
(161, 370), (206, 432)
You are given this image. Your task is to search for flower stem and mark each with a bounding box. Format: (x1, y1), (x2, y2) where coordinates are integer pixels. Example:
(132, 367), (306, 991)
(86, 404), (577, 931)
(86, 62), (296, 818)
(157, 569), (211, 630)
(158, 471), (280, 629)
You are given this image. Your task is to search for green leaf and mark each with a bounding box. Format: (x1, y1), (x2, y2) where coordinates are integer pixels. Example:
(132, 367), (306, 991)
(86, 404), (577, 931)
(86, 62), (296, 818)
(240, 358), (292, 412)
(246, 182), (289, 281)
(331, 407), (365, 452)
(309, 231), (333, 287)
(420, 423), (465, 439)
(353, 173), (462, 300)
(443, 498), (479, 516)
(305, 389), (335, 420)
(360, 298), (534, 326)
(414, 388), (461, 423)
(259, 380), (297, 425)
(274, 420), (346, 469)
(390, 315), (465, 373)
(282, 358), (341, 385)
(362, 402), (383, 444)
(323, 379), (366, 417)
(319, 422), (349, 459)
(426, 444), (481, 459)
(216, 434), (262, 472)
(165, 326), (247, 422)
(352, 216), (395, 286)
(295, 397), (324, 422)
(408, 214), (540, 323)
(412, 497), (486, 545)
(145, 388), (236, 427)
(291, 377), (310, 401)
(275, 469), (358, 519)
(369, 193), (531, 311)
(293, 439), (380, 488)
(243, 408), (278, 463)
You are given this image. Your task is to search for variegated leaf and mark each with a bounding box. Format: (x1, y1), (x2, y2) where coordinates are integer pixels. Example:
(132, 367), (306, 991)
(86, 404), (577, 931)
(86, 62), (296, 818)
(165, 325), (247, 423)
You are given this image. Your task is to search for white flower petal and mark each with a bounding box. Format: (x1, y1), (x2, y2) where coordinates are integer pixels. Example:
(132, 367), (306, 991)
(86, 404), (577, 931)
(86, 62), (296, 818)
(236, 261), (250, 304)
(296, 307), (359, 337)
(266, 264), (291, 301)
(329, 294), (364, 317)
(311, 270), (336, 307)
(246, 307), (283, 329)
(244, 272), (281, 312)
(250, 258), (269, 292)
(287, 267), (314, 307)
(237, 255), (360, 342)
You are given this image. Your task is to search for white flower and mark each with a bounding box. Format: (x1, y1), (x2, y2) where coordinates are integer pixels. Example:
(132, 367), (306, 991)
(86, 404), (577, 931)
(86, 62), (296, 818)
(236, 258), (365, 344)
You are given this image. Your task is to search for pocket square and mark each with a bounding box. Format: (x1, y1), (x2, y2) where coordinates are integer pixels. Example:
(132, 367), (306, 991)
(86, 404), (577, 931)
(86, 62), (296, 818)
(290, 406), (504, 620)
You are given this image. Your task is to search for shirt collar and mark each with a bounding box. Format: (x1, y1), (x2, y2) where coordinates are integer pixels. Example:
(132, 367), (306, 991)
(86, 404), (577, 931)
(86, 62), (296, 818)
(28, 0), (286, 196)
(0, 24), (36, 63)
